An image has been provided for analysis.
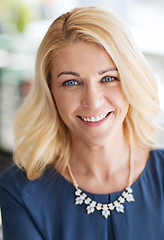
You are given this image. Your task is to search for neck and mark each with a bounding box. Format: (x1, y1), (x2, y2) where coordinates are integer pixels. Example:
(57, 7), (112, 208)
(69, 130), (130, 182)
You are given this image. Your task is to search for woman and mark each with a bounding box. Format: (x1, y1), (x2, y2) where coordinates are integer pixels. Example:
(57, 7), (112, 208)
(0, 6), (164, 240)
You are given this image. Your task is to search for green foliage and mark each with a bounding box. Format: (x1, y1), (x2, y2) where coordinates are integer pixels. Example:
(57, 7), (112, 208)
(0, 0), (36, 32)
(11, 4), (32, 32)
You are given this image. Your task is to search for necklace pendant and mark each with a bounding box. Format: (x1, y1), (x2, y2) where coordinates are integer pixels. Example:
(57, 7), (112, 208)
(74, 186), (135, 219)
(102, 204), (110, 219)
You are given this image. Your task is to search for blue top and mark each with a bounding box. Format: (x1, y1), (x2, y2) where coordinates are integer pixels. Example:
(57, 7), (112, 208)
(0, 149), (164, 240)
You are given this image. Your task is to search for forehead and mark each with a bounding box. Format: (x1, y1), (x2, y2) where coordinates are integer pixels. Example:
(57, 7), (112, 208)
(51, 41), (116, 74)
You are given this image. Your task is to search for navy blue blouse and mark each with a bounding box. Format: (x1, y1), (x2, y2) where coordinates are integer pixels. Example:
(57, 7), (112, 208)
(0, 149), (164, 240)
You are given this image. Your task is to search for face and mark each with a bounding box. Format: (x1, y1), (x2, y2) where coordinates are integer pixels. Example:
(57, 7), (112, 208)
(51, 41), (129, 146)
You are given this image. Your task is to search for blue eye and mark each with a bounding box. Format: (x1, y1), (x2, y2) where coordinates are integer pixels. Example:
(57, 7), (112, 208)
(102, 76), (116, 82)
(62, 80), (78, 86)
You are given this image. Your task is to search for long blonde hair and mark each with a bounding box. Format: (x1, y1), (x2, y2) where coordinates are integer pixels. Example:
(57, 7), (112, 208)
(14, 7), (161, 179)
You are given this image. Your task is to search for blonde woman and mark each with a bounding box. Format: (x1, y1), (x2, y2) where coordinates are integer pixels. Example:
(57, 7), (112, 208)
(0, 6), (164, 240)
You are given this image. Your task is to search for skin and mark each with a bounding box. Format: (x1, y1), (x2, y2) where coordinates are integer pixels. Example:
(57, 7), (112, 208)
(51, 41), (149, 194)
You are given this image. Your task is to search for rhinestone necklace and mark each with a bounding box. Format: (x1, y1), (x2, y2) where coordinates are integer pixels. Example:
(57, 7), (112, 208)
(68, 151), (135, 219)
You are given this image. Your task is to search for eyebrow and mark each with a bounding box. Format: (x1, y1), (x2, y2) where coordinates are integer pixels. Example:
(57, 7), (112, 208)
(57, 67), (118, 78)
(98, 67), (118, 75)
(57, 71), (80, 78)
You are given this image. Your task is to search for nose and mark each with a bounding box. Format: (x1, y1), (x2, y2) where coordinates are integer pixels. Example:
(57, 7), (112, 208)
(81, 85), (104, 109)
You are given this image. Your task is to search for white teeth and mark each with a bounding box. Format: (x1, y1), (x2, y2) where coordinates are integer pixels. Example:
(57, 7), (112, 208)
(91, 117), (95, 122)
(81, 113), (109, 122)
(96, 116), (100, 121)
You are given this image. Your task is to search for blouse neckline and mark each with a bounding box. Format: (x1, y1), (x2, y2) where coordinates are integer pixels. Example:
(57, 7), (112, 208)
(57, 150), (153, 197)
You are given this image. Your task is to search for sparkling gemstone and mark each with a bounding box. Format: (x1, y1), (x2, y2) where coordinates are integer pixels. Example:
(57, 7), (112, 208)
(116, 204), (124, 213)
(75, 189), (82, 196)
(114, 201), (119, 207)
(126, 194), (135, 202)
(126, 187), (133, 193)
(75, 196), (84, 205)
(90, 201), (96, 207)
(87, 204), (95, 214)
(108, 203), (115, 210)
(96, 203), (102, 210)
(118, 196), (125, 203)
(85, 197), (91, 204)
(102, 209), (110, 219)
(122, 191), (126, 197)
(102, 204), (108, 210)
(81, 193), (87, 199)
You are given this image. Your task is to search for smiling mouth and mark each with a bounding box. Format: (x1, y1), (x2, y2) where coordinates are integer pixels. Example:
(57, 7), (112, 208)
(78, 112), (112, 123)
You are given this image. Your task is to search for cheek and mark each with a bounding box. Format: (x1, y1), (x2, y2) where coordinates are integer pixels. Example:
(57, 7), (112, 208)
(107, 87), (129, 112)
(54, 94), (69, 116)
(53, 86), (81, 109)
(52, 90), (78, 121)
(118, 88), (129, 110)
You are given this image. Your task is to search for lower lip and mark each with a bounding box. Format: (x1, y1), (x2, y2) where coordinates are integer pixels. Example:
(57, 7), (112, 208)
(79, 112), (113, 127)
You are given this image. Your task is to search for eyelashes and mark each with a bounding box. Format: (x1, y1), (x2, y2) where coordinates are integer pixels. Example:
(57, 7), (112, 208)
(61, 75), (119, 87)
(62, 80), (79, 86)
(101, 76), (119, 82)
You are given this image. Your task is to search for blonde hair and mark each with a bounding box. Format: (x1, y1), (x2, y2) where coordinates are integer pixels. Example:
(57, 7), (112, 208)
(14, 6), (161, 179)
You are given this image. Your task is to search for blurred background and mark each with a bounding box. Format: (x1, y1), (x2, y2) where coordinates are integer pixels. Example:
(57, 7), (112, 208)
(0, 0), (164, 171)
